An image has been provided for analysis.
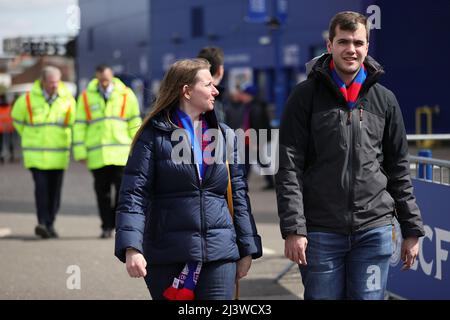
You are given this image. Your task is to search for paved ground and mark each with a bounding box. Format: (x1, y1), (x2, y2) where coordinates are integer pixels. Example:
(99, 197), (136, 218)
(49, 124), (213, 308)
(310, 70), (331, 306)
(0, 160), (303, 300)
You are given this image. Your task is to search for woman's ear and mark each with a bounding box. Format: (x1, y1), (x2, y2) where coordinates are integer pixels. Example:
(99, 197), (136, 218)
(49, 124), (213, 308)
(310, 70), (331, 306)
(182, 84), (191, 100)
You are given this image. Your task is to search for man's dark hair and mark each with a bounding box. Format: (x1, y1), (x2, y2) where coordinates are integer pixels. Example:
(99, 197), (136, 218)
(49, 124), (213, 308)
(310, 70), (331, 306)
(95, 64), (112, 73)
(328, 11), (369, 42)
(197, 46), (224, 76)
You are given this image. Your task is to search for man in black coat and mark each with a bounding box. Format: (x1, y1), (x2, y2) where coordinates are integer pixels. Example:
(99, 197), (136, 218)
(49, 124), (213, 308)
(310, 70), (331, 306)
(197, 46), (227, 123)
(275, 11), (424, 300)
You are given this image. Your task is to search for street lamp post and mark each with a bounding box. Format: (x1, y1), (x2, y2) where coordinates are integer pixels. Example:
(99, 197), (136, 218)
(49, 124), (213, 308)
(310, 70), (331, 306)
(268, 15), (285, 128)
(246, 0), (287, 126)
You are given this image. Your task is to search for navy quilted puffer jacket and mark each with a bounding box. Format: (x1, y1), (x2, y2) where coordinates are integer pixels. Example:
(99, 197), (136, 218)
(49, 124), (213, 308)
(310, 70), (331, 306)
(114, 109), (262, 264)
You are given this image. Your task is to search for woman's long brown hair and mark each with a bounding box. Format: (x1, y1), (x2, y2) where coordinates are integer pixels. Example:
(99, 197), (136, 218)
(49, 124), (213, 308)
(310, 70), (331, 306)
(131, 58), (211, 149)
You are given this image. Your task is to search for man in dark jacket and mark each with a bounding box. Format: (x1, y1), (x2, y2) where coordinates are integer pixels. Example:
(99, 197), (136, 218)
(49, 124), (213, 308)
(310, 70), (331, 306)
(275, 11), (424, 300)
(197, 46), (227, 123)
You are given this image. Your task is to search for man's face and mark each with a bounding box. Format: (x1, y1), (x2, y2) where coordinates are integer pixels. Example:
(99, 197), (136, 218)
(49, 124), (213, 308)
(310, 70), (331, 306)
(327, 23), (369, 80)
(42, 73), (60, 96)
(96, 68), (113, 89)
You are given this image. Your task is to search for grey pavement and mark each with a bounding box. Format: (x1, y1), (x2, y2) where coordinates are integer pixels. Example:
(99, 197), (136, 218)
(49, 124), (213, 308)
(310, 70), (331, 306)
(0, 160), (303, 300)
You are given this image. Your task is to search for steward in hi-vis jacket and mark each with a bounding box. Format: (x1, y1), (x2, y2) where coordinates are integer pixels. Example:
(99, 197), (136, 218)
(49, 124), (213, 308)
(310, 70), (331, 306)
(12, 66), (76, 239)
(74, 65), (142, 238)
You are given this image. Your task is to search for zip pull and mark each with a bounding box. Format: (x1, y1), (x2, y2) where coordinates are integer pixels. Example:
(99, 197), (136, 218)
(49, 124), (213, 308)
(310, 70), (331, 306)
(346, 110), (352, 125)
(195, 163), (202, 184)
(359, 107), (363, 129)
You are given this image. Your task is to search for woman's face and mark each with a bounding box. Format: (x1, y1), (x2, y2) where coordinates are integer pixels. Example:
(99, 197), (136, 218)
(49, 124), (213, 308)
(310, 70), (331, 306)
(186, 69), (219, 113)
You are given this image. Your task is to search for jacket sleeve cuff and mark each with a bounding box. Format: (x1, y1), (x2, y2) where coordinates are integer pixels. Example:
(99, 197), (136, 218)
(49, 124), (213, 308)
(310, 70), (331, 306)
(114, 230), (144, 263)
(400, 226), (425, 239)
(237, 235), (263, 259)
(281, 226), (307, 239)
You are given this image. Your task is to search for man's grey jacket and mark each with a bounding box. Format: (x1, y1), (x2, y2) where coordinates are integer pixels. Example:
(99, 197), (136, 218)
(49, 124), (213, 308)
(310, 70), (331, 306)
(275, 54), (425, 239)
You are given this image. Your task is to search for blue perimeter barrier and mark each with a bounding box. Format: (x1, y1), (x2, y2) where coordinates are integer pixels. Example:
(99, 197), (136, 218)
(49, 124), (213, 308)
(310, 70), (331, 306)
(387, 178), (450, 299)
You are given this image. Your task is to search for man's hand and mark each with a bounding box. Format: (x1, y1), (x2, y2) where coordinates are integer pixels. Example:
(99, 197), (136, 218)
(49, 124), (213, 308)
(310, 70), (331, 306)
(401, 236), (419, 270)
(125, 248), (147, 278)
(236, 255), (252, 280)
(285, 234), (308, 265)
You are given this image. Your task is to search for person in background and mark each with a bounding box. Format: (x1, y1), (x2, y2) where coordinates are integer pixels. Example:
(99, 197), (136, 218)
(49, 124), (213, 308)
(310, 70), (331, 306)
(0, 94), (15, 164)
(73, 64), (142, 238)
(239, 85), (274, 189)
(11, 66), (76, 238)
(197, 46), (227, 123)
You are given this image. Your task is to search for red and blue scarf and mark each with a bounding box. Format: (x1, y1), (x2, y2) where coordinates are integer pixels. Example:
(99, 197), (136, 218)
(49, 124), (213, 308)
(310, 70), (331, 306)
(165, 108), (211, 300)
(329, 59), (367, 109)
(172, 109), (210, 179)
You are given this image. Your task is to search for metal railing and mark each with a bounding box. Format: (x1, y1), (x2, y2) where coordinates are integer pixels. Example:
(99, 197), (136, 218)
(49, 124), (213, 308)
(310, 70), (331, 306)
(407, 133), (450, 185)
(409, 155), (450, 185)
(407, 134), (450, 141)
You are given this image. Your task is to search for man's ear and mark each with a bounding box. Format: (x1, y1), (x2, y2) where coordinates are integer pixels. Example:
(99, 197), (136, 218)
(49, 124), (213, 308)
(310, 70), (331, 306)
(326, 39), (332, 53)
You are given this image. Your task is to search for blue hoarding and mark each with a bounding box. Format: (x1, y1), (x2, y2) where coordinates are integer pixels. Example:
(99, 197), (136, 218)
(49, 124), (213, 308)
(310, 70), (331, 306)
(387, 179), (450, 299)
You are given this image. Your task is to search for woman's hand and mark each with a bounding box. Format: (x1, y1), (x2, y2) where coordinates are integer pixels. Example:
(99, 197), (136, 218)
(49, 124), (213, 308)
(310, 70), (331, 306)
(236, 255), (252, 280)
(125, 248), (147, 278)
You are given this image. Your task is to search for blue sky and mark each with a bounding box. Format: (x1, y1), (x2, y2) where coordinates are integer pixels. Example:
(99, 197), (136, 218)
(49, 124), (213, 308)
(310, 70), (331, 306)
(0, 0), (79, 53)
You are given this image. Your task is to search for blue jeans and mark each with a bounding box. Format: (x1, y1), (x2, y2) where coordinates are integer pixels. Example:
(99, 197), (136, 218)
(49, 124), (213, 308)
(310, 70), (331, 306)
(145, 260), (236, 300)
(300, 224), (393, 300)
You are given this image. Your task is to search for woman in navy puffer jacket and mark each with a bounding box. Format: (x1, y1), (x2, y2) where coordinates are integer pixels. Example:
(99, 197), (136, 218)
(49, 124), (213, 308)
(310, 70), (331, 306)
(114, 59), (262, 300)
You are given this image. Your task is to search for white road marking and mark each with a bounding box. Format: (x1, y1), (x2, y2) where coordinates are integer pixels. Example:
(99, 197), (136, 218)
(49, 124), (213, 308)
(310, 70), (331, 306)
(263, 247), (277, 255)
(0, 228), (11, 238)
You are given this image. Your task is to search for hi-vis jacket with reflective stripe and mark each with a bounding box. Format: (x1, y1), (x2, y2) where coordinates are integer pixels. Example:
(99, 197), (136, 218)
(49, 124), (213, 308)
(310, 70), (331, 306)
(11, 80), (76, 170)
(73, 77), (142, 170)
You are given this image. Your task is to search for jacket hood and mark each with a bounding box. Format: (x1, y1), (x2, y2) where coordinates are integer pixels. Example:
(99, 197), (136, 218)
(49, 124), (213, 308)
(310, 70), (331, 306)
(30, 80), (73, 98)
(306, 53), (385, 79)
(305, 53), (325, 76)
(305, 54), (385, 100)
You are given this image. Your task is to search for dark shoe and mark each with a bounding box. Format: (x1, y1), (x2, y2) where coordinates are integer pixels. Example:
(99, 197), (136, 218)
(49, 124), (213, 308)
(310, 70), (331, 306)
(100, 229), (113, 239)
(47, 226), (59, 238)
(35, 224), (51, 239)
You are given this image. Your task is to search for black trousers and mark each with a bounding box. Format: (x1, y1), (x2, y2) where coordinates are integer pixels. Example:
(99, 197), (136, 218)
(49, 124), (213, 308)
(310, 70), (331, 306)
(0, 132), (15, 162)
(91, 165), (124, 230)
(30, 169), (64, 227)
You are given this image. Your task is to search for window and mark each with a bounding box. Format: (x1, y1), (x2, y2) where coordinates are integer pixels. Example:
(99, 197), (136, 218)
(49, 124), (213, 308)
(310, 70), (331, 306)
(191, 7), (204, 38)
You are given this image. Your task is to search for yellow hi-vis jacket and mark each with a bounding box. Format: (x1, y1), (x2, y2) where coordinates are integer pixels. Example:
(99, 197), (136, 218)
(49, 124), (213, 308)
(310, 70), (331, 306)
(11, 80), (76, 170)
(73, 77), (142, 170)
